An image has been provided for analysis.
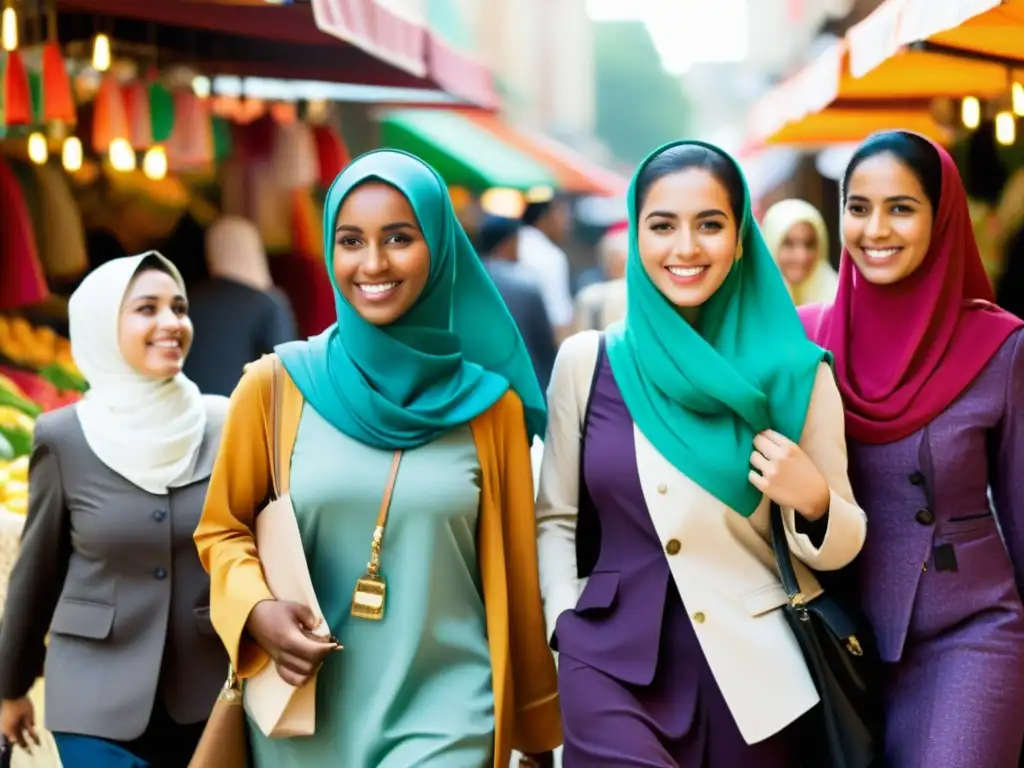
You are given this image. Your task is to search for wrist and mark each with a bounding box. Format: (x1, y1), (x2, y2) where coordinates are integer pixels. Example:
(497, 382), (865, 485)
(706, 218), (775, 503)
(800, 483), (831, 521)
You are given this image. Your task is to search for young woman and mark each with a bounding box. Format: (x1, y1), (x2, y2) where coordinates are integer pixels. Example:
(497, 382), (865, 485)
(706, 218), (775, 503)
(761, 198), (838, 306)
(801, 130), (1024, 767)
(193, 149), (560, 768)
(536, 140), (867, 767)
(0, 252), (228, 767)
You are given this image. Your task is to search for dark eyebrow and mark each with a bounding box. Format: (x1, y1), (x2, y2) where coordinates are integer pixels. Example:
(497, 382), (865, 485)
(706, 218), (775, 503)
(696, 208), (728, 219)
(130, 294), (186, 303)
(846, 193), (922, 204)
(335, 221), (419, 234)
(644, 210), (677, 221)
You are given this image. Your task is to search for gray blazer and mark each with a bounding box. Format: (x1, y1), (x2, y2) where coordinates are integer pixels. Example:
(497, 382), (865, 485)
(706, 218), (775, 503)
(0, 398), (229, 741)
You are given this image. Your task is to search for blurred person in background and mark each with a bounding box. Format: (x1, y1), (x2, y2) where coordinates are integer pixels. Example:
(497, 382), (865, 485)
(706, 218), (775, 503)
(478, 214), (558, 390)
(572, 221), (628, 331)
(538, 141), (865, 766)
(518, 195), (575, 344)
(0, 253), (228, 768)
(194, 150), (560, 768)
(184, 216), (298, 397)
(761, 199), (838, 307)
(801, 130), (1024, 768)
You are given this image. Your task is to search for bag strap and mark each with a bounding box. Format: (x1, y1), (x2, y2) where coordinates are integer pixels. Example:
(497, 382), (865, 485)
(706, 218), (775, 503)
(367, 450), (403, 578)
(768, 502), (805, 607)
(576, 333), (606, 579)
(268, 356), (286, 499)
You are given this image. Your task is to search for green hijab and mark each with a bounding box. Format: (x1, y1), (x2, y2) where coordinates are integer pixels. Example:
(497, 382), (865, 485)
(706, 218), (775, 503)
(276, 149), (545, 449)
(605, 140), (828, 517)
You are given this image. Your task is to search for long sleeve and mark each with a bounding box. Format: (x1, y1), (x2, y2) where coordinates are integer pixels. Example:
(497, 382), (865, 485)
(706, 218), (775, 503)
(498, 393), (562, 754)
(193, 361), (276, 679)
(0, 418), (70, 699)
(991, 330), (1024, 593)
(783, 361), (867, 572)
(535, 331), (600, 639)
(260, 288), (299, 351)
(524, 287), (557, 392)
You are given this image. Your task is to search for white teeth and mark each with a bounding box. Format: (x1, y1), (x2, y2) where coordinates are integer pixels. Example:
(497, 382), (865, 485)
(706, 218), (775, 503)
(864, 248), (900, 260)
(667, 266), (707, 277)
(359, 282), (399, 294)
(152, 340), (179, 348)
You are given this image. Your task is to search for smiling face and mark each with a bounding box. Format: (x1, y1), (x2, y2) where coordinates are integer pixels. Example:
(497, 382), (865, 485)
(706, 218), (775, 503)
(776, 221), (820, 286)
(118, 268), (192, 379)
(842, 152), (935, 285)
(333, 181), (432, 326)
(637, 168), (739, 315)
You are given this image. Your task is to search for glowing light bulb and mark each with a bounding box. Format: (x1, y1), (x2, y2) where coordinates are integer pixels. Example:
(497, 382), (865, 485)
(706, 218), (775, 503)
(1, 7), (17, 51)
(142, 146), (167, 180)
(92, 33), (111, 72)
(62, 136), (83, 172)
(27, 133), (48, 165)
(1013, 83), (1024, 117)
(995, 111), (1016, 146)
(480, 188), (526, 218)
(961, 96), (981, 129)
(109, 138), (136, 172)
(191, 76), (211, 99)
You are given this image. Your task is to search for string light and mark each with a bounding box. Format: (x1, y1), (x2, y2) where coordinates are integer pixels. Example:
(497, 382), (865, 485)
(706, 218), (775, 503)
(27, 133), (48, 165)
(142, 146), (167, 180)
(995, 111), (1016, 146)
(1013, 83), (1024, 117)
(92, 33), (111, 71)
(108, 137), (136, 171)
(961, 96), (981, 129)
(61, 136), (83, 172)
(191, 76), (211, 99)
(1, 6), (17, 52)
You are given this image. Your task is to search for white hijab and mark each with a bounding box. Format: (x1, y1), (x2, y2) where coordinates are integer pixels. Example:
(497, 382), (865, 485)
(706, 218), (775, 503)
(70, 252), (208, 495)
(205, 215), (274, 290)
(761, 199), (839, 307)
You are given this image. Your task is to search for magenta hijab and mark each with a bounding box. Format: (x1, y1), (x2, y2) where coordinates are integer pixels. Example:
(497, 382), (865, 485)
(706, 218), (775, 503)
(800, 133), (1022, 444)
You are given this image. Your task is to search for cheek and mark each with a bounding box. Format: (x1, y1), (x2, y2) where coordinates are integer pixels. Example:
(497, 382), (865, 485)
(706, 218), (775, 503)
(841, 215), (861, 246)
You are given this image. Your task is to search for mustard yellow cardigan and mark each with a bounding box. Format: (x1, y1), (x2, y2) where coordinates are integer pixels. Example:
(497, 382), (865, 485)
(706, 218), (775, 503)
(194, 355), (562, 764)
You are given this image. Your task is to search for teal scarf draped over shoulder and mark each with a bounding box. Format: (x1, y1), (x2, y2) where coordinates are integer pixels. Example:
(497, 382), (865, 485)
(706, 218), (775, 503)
(605, 140), (828, 517)
(276, 149), (545, 449)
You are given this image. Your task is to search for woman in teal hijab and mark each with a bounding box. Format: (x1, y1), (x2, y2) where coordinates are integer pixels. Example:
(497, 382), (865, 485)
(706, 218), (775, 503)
(195, 150), (560, 768)
(535, 140), (866, 766)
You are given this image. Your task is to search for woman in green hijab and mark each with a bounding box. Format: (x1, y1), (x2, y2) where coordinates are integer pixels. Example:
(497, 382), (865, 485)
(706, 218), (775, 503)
(195, 150), (560, 768)
(535, 141), (866, 766)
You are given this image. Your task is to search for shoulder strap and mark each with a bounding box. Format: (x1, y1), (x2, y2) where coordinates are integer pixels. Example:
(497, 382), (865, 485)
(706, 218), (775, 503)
(576, 333), (606, 578)
(269, 356), (286, 498)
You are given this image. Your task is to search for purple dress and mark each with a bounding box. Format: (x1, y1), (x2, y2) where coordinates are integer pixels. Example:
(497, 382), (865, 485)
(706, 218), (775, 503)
(554, 353), (798, 767)
(844, 329), (1024, 767)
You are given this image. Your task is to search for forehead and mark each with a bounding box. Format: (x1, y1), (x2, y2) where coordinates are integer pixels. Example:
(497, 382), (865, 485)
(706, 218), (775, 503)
(124, 269), (182, 300)
(846, 153), (926, 198)
(641, 168), (731, 214)
(784, 221), (818, 241)
(338, 181), (416, 223)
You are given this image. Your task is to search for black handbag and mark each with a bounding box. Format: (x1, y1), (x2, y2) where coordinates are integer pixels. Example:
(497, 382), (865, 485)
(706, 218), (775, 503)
(769, 503), (880, 768)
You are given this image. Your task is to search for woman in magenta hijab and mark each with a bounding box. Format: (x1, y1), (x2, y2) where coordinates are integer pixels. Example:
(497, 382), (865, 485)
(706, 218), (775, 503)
(801, 130), (1024, 767)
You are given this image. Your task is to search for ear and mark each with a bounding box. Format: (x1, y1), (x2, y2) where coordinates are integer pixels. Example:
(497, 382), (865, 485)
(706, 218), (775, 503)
(735, 241), (744, 260)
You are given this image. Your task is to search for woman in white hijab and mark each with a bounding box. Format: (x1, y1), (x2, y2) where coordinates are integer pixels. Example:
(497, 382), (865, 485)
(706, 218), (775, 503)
(761, 199), (839, 306)
(0, 252), (228, 768)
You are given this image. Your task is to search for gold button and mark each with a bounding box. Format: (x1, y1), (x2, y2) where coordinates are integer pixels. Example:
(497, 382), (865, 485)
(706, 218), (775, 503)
(693, 611), (706, 624)
(657, 483), (668, 494)
(665, 539), (681, 555)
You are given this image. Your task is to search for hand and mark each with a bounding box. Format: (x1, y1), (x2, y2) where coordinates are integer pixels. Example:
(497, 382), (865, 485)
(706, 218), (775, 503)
(749, 429), (830, 520)
(1, 697), (40, 753)
(246, 600), (340, 687)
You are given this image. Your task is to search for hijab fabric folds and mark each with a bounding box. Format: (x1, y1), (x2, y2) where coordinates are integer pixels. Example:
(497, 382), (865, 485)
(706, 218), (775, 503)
(276, 149), (545, 449)
(70, 252), (208, 495)
(800, 134), (1023, 444)
(605, 140), (828, 518)
(761, 199), (839, 306)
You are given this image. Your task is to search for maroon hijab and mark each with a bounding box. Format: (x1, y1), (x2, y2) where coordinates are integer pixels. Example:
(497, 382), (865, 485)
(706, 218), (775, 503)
(800, 134), (1023, 444)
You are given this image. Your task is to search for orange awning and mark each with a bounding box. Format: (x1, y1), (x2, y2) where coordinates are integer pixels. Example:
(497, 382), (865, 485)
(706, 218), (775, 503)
(458, 110), (628, 197)
(748, 0), (1024, 148)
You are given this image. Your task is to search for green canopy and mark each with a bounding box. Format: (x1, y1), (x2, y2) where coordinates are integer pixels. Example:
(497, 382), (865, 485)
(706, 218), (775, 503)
(379, 110), (557, 191)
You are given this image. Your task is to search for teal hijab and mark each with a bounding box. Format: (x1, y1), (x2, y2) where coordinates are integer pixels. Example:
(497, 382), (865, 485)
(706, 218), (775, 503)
(276, 149), (545, 449)
(605, 140), (828, 517)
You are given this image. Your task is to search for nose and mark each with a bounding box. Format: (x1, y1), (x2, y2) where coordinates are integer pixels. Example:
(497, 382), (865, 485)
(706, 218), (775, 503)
(673, 227), (699, 260)
(361, 242), (389, 275)
(864, 209), (891, 240)
(155, 306), (182, 330)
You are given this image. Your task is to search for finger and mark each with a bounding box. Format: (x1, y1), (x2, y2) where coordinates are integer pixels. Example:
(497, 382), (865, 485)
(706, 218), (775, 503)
(760, 429), (793, 448)
(287, 603), (321, 632)
(275, 664), (312, 688)
(748, 469), (767, 491)
(284, 632), (338, 664)
(26, 724), (40, 747)
(752, 433), (782, 459)
(11, 727), (28, 752)
(276, 652), (319, 678)
(749, 450), (771, 474)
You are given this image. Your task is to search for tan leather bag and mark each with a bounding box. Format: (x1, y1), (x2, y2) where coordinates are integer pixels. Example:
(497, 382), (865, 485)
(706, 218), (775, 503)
(190, 359), (329, 767)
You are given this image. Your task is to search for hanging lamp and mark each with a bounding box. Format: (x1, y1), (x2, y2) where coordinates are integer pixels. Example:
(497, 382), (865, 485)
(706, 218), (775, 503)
(92, 73), (128, 154)
(41, 0), (74, 124)
(1, 1), (30, 128)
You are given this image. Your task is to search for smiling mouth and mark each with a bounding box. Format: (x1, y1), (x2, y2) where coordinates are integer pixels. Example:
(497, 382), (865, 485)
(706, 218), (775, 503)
(861, 247), (902, 264)
(356, 281), (402, 301)
(149, 338), (182, 351)
(666, 265), (708, 283)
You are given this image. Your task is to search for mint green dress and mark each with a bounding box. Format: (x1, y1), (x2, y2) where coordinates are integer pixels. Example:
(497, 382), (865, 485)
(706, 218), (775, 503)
(247, 405), (495, 767)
